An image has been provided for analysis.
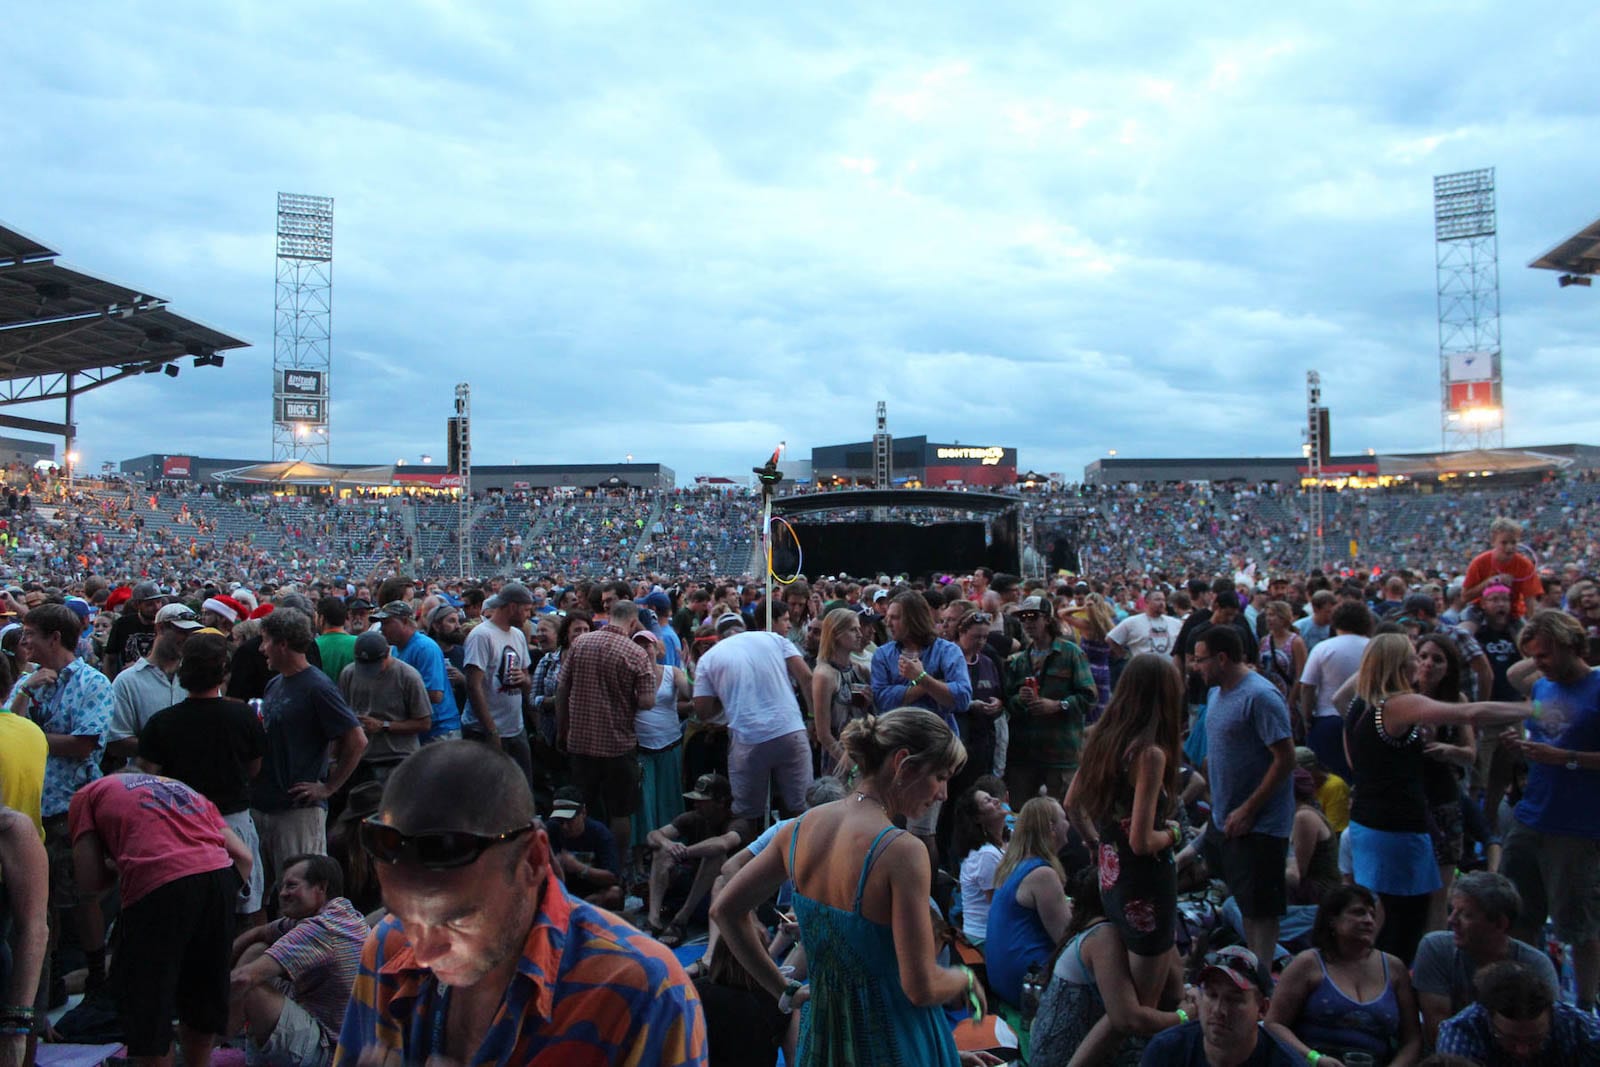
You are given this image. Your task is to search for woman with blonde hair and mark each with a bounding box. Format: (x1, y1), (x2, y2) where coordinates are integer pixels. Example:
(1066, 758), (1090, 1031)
(1258, 600), (1307, 701)
(713, 709), (992, 1067)
(811, 607), (871, 772)
(1342, 632), (1528, 963)
(1066, 654), (1185, 1009)
(1064, 593), (1117, 720)
(984, 795), (1072, 1009)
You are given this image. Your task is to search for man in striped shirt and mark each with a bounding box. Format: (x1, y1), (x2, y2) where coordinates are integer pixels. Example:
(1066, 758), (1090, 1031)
(229, 854), (368, 1066)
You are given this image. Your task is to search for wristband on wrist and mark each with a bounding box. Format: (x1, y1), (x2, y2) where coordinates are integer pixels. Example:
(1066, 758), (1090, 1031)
(1306, 1051), (1322, 1066)
(913, 671), (929, 686)
(778, 979), (804, 1014)
(961, 964), (983, 1022)
(1174, 1007), (1189, 1024)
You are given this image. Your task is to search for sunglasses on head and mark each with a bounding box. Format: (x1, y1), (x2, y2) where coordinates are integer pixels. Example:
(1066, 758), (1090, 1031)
(359, 818), (538, 870)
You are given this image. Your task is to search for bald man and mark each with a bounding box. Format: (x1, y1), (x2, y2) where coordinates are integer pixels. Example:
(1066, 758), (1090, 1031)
(335, 742), (708, 1065)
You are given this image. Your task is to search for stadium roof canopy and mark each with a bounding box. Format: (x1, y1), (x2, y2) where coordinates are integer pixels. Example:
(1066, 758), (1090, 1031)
(0, 222), (249, 441)
(1529, 215), (1600, 283)
(1375, 448), (1574, 478)
(211, 460), (396, 486)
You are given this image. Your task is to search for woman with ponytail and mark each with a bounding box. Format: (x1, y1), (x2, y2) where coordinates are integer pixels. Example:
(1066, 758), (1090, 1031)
(713, 709), (999, 1066)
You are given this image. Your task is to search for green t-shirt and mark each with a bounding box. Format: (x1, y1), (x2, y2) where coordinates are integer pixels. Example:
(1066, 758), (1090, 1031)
(315, 632), (359, 686)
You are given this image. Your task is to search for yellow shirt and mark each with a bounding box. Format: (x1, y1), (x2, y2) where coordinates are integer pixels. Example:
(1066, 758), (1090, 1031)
(0, 710), (47, 838)
(1318, 773), (1351, 834)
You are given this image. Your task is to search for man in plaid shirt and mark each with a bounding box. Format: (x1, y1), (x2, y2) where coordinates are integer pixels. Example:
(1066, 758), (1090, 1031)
(556, 600), (658, 848)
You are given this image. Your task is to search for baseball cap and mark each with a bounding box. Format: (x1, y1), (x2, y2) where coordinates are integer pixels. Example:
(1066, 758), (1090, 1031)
(872, 589), (889, 603)
(1014, 595), (1049, 616)
(353, 631), (390, 668)
(495, 582), (535, 605)
(715, 611), (745, 635)
(1198, 945), (1270, 996)
(548, 786), (585, 822)
(345, 597), (373, 612)
(155, 603), (203, 631)
(131, 580), (167, 603)
(683, 773), (732, 802)
(371, 601), (414, 621)
(638, 590), (671, 614)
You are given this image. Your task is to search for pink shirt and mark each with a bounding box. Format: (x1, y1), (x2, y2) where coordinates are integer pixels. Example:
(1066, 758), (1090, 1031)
(68, 773), (232, 906)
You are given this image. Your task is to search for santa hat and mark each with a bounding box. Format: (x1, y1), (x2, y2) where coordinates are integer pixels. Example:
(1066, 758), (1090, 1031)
(249, 603), (275, 620)
(203, 595), (245, 623)
(104, 586), (133, 612)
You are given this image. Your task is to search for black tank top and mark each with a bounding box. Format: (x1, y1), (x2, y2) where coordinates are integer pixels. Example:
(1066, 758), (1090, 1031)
(1345, 696), (1429, 834)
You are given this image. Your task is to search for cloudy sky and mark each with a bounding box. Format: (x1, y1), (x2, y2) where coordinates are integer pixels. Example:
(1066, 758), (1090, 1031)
(5, 2), (1597, 482)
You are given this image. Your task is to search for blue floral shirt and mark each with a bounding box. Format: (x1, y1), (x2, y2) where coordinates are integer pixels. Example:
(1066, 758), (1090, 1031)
(25, 659), (114, 818)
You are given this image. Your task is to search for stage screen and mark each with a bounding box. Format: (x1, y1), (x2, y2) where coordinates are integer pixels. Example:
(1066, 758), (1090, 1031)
(781, 520), (1014, 578)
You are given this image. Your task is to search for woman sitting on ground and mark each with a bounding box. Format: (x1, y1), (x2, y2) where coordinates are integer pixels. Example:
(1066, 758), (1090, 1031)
(1288, 768), (1341, 908)
(951, 785), (1008, 948)
(984, 795), (1073, 1010)
(1266, 883), (1423, 1067)
(1031, 869), (1194, 1067)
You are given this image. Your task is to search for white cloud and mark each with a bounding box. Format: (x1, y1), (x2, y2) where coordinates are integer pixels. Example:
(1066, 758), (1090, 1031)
(2, 1), (1597, 480)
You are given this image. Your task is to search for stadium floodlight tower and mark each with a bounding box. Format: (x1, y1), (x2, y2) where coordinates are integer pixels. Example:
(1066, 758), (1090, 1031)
(272, 193), (334, 464)
(1433, 169), (1503, 451)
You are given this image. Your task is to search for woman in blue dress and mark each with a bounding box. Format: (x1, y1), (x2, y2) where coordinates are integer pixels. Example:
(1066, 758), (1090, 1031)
(713, 709), (1000, 1066)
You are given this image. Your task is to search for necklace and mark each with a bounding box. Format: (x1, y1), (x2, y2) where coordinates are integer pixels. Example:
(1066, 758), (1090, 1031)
(855, 791), (888, 811)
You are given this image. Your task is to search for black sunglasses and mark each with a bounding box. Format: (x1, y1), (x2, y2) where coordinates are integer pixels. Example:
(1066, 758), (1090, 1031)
(360, 818), (538, 870)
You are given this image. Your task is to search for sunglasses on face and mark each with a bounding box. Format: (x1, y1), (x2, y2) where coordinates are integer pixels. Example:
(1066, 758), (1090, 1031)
(360, 818), (538, 870)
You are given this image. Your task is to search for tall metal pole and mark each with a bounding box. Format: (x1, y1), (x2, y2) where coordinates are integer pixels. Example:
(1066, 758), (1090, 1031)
(1306, 371), (1323, 573)
(455, 383), (471, 580)
(64, 372), (75, 494)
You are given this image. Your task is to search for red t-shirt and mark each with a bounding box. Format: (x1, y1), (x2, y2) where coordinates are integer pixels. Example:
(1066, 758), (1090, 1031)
(68, 773), (233, 906)
(1464, 550), (1544, 618)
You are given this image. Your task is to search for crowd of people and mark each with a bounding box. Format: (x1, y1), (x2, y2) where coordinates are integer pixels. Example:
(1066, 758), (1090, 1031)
(0, 467), (1599, 1064)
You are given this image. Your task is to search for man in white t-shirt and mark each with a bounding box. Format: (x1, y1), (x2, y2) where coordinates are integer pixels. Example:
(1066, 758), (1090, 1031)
(460, 583), (534, 787)
(1296, 600), (1372, 780)
(1107, 589), (1181, 659)
(692, 613), (815, 842)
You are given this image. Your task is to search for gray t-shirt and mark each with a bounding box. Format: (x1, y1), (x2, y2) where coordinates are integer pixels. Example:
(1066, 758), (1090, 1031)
(1412, 930), (1558, 1013)
(338, 658), (431, 763)
(462, 620), (530, 737)
(1205, 671), (1294, 838)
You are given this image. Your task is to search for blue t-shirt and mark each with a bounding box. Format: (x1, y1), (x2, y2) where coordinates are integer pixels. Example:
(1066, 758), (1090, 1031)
(251, 667), (361, 813)
(550, 816), (621, 876)
(1517, 668), (1600, 839)
(1140, 1021), (1298, 1066)
(1205, 671), (1294, 838)
(395, 631), (461, 736)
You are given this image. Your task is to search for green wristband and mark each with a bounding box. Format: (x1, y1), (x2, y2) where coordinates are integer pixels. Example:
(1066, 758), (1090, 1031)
(1306, 1052), (1322, 1066)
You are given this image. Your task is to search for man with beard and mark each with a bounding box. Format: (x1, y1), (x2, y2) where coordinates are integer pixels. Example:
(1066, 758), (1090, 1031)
(105, 580), (166, 677)
(425, 603), (470, 727)
(1464, 584), (1526, 820)
(103, 602), (201, 761)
